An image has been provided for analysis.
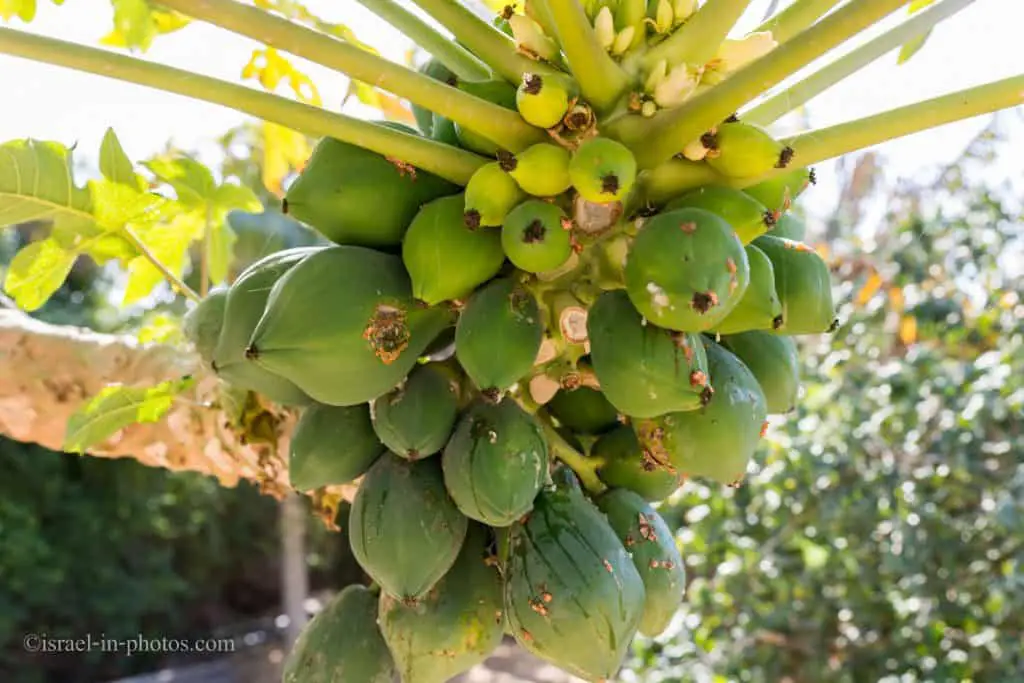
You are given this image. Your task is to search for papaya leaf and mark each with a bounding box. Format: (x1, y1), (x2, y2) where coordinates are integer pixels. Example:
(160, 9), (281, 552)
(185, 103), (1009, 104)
(64, 377), (196, 454)
(898, 0), (937, 64)
(0, 139), (95, 234)
(136, 311), (183, 345)
(242, 48), (322, 105)
(0, 0), (36, 22)
(260, 122), (311, 197)
(99, 128), (145, 190)
(123, 212), (203, 304)
(99, 0), (190, 51)
(144, 155), (216, 208)
(2, 237), (77, 311)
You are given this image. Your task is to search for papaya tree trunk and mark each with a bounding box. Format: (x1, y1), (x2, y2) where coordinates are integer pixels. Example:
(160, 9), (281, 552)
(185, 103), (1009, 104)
(280, 493), (309, 648)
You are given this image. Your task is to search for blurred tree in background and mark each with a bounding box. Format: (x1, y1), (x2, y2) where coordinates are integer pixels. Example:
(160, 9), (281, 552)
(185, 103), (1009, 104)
(625, 124), (1023, 682)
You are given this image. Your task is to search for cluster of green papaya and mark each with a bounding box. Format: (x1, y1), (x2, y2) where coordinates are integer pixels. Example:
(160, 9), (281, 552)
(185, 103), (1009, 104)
(179, 8), (838, 681)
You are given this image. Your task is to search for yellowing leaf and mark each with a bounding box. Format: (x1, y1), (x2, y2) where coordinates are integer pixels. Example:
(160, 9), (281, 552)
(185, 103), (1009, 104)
(3, 237), (76, 311)
(349, 82), (416, 123)
(99, 2), (190, 51)
(123, 212), (203, 304)
(137, 312), (183, 345)
(898, 0), (937, 64)
(261, 122), (311, 196)
(0, 0), (37, 22)
(88, 179), (170, 232)
(64, 377), (196, 453)
(899, 315), (918, 345)
(242, 48), (322, 105)
(856, 271), (883, 306)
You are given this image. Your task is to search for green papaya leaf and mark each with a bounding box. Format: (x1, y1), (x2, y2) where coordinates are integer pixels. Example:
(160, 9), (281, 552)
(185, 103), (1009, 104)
(144, 155), (216, 208)
(0, 139), (95, 234)
(2, 237), (77, 311)
(99, 128), (144, 190)
(898, 0), (937, 64)
(123, 212), (203, 304)
(64, 377), (196, 454)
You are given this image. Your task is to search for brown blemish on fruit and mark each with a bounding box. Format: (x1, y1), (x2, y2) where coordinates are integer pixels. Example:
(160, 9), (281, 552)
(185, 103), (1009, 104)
(243, 345), (259, 360)
(522, 73), (543, 95)
(497, 150), (518, 172)
(386, 157), (417, 178)
(541, 591), (553, 603)
(765, 210), (780, 226)
(529, 598), (549, 617)
(776, 146), (795, 169)
(481, 387), (503, 404)
(672, 333), (695, 363)
(700, 131), (719, 151)
(760, 420), (770, 438)
(772, 314), (784, 330)
(625, 534), (636, 547)
(522, 219), (547, 243)
(726, 258), (737, 275)
(520, 629), (533, 643)
(363, 305), (410, 364)
(679, 221), (697, 233)
(560, 216), (574, 231)
(601, 174), (620, 195)
(501, 5), (516, 20)
(464, 210), (482, 230)
(691, 290), (718, 314)
(638, 513), (657, 541)
(627, 92), (643, 112)
(484, 554), (500, 567)
(700, 385), (714, 406)
(564, 103), (594, 131)
(560, 372), (582, 391)
(689, 370), (707, 388)
(602, 559), (614, 573)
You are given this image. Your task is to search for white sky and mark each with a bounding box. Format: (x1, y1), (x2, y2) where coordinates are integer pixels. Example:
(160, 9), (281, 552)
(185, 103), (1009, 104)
(0, 0), (1022, 220)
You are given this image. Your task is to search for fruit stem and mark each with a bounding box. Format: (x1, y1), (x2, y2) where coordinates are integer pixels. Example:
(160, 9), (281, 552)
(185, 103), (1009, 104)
(537, 412), (607, 495)
(744, 0), (977, 126)
(641, 72), (1024, 202)
(408, 0), (560, 83)
(754, 0), (843, 44)
(160, 0), (545, 153)
(641, 0), (755, 70)
(545, 0), (630, 112)
(617, 0), (911, 168)
(0, 28), (487, 185)
(123, 226), (201, 302)
(354, 0), (492, 81)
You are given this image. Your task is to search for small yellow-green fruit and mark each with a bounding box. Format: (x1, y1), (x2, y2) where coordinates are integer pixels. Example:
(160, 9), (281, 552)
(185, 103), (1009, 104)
(516, 73), (571, 129)
(508, 13), (559, 61)
(500, 143), (572, 198)
(464, 162), (523, 229)
(569, 137), (637, 203)
(704, 120), (794, 178)
(502, 200), (573, 274)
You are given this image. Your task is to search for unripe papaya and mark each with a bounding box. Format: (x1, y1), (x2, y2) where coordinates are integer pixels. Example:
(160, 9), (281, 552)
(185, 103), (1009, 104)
(633, 341), (767, 485)
(371, 364), (460, 460)
(711, 243), (783, 335)
(703, 121), (794, 178)
(588, 290), (711, 418)
(247, 246), (452, 406)
(412, 59), (457, 136)
(744, 167), (816, 215)
(455, 277), (543, 396)
(593, 425), (682, 501)
(403, 195), (506, 305)
(502, 143), (573, 198)
(454, 80), (518, 156)
(442, 399), (549, 527)
(516, 73), (570, 129)
(753, 235), (836, 334)
(665, 186), (776, 244)
(504, 481), (645, 681)
(722, 331), (800, 414)
(596, 489), (686, 637)
(569, 137), (637, 203)
(349, 454), (468, 601)
(378, 523), (504, 683)
(289, 403), (385, 490)
(464, 162), (523, 229)
(547, 385), (620, 435)
(284, 136), (458, 248)
(282, 584), (395, 683)
(501, 200), (572, 273)
(771, 212), (807, 241)
(624, 208), (750, 332)
(212, 247), (321, 406)
(182, 289), (227, 367)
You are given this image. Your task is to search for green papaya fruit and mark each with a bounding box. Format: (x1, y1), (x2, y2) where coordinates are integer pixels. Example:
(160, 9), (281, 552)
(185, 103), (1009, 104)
(595, 489), (686, 637)
(516, 72), (570, 129)
(282, 584), (395, 683)
(442, 399), (549, 527)
(569, 136), (637, 204)
(625, 207), (750, 332)
(587, 290), (711, 418)
(413, 59), (457, 136)
(371, 363), (460, 460)
(182, 289), (227, 366)
(743, 167), (816, 215)
(594, 425), (682, 501)
(711, 243), (783, 335)
(290, 403), (385, 490)
(722, 331), (800, 414)
(771, 212), (807, 241)
(455, 277), (543, 396)
(504, 481), (645, 681)
(212, 247), (321, 406)
(349, 454), (468, 601)
(752, 235), (836, 334)
(634, 341), (767, 485)
(284, 135), (458, 248)
(502, 143), (573, 198)
(665, 186), (776, 244)
(547, 385), (620, 435)
(247, 246), (453, 406)
(464, 162), (523, 228)
(454, 80), (518, 156)
(703, 121), (793, 178)
(403, 194), (507, 305)
(378, 523), (504, 683)
(501, 199), (573, 273)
